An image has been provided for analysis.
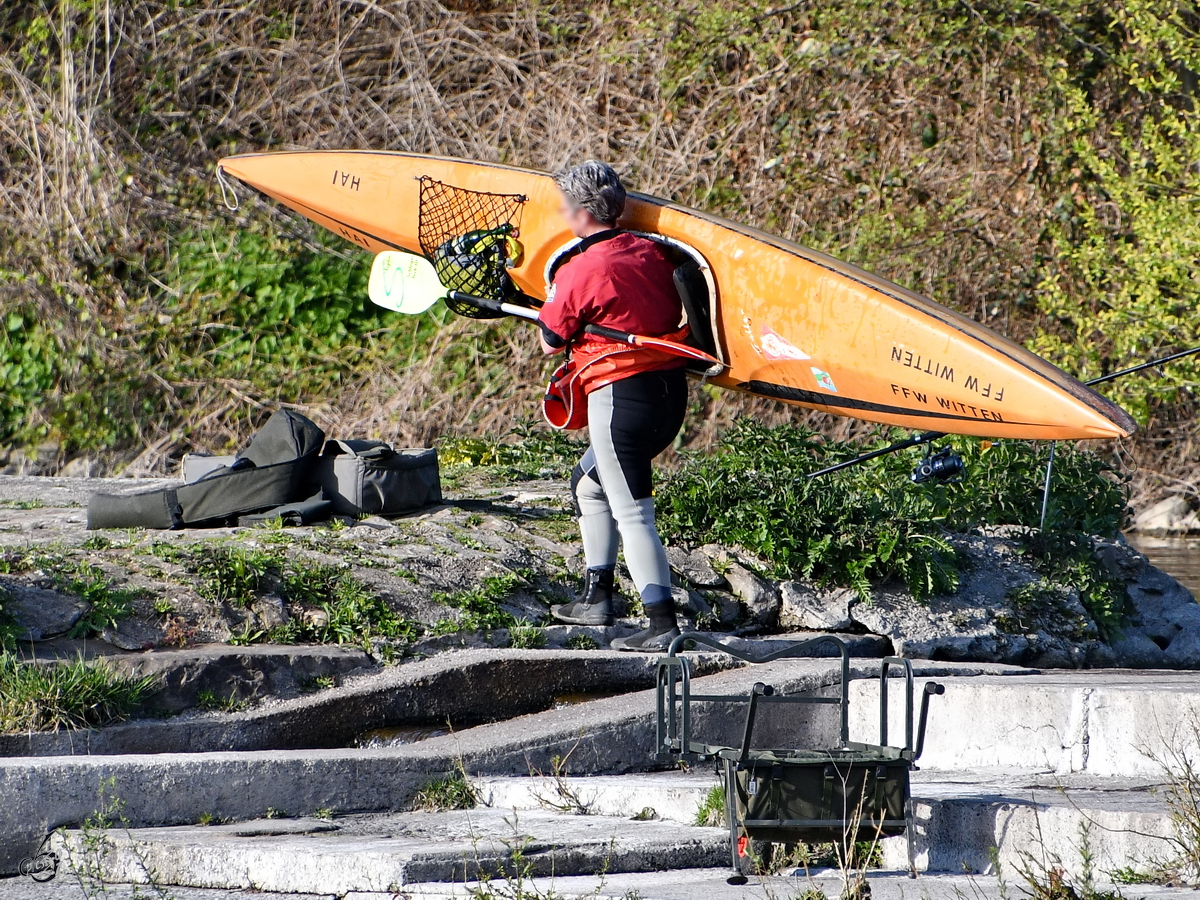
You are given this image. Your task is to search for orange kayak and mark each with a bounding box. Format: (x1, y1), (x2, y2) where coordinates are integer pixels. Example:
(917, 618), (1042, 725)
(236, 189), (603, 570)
(217, 151), (1135, 441)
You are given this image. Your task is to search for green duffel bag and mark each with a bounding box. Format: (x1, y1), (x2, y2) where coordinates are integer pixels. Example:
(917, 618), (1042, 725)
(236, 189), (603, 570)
(727, 747), (910, 844)
(87, 410), (325, 529)
(314, 441), (441, 517)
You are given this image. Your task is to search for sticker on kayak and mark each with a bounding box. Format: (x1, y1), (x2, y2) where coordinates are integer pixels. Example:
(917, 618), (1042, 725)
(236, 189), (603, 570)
(760, 326), (810, 361)
(811, 367), (838, 393)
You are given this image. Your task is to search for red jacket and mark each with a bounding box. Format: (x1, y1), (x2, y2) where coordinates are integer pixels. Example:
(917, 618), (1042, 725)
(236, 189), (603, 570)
(539, 230), (685, 364)
(539, 230), (688, 429)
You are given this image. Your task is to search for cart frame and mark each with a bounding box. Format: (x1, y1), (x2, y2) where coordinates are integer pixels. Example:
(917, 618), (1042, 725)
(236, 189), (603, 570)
(654, 634), (943, 881)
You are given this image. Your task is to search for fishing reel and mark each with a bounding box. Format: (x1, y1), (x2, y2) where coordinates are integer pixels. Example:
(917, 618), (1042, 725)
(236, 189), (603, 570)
(911, 445), (965, 485)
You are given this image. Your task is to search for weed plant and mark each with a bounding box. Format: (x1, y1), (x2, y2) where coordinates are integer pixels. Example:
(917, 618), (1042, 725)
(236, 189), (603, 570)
(195, 689), (245, 713)
(1136, 711), (1200, 886)
(63, 564), (143, 638)
(276, 562), (421, 647)
(62, 778), (178, 899)
(0, 549), (139, 638)
(433, 572), (526, 635)
(191, 546), (279, 606)
(508, 619), (547, 649)
(695, 784), (727, 827)
(441, 423), (587, 480)
(413, 770), (478, 811)
(183, 546), (420, 649)
(0, 588), (20, 651)
(0, 653), (158, 732)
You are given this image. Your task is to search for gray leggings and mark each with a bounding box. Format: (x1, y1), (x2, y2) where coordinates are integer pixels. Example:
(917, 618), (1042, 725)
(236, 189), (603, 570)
(572, 368), (688, 606)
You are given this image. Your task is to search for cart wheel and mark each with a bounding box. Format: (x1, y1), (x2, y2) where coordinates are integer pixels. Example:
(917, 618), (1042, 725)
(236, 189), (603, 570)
(736, 837), (773, 877)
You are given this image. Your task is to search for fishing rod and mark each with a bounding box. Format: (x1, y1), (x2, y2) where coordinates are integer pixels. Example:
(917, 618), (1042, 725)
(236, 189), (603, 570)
(1084, 345), (1200, 386)
(806, 430), (946, 479)
(807, 343), (1200, 481)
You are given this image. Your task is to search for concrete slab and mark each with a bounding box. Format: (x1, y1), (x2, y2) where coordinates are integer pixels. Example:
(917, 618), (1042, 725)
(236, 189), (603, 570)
(0, 876), (333, 899)
(477, 768), (1181, 879)
(0, 659), (1085, 875)
(43, 764), (1185, 894)
(3, 871), (1196, 900)
(396, 869), (1197, 900)
(52, 809), (729, 895)
(0, 647), (734, 757)
(849, 670), (1200, 776)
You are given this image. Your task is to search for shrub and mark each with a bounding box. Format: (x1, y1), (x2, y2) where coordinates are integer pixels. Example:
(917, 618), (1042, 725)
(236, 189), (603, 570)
(656, 421), (1128, 600)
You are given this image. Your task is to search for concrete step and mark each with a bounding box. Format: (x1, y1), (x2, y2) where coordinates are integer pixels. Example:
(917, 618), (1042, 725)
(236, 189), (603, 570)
(850, 670), (1200, 777)
(20, 641), (376, 714)
(7, 661), (1194, 876)
(3, 871), (1197, 900)
(1, 658), (1025, 874)
(477, 769), (1179, 878)
(53, 768), (1182, 894)
(0, 646), (737, 757)
(52, 808), (729, 895)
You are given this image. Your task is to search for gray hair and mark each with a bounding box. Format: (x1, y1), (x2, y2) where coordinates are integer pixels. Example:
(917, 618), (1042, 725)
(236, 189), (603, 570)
(553, 160), (627, 226)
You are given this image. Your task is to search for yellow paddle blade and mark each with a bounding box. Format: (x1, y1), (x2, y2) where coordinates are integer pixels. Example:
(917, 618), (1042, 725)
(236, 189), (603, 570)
(367, 251), (446, 314)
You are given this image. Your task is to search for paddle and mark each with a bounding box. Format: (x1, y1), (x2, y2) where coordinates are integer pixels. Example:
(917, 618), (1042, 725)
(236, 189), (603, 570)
(368, 251), (724, 374)
(367, 251), (446, 314)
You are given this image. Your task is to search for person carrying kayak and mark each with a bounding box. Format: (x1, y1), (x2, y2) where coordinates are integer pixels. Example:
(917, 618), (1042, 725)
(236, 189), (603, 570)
(540, 160), (688, 652)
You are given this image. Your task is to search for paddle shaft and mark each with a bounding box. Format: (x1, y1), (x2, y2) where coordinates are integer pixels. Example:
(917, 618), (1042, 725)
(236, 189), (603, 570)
(446, 290), (721, 367)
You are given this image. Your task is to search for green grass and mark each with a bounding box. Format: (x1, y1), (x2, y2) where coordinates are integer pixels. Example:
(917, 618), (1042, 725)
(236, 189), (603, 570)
(432, 572), (526, 634)
(508, 619), (547, 649)
(565, 634), (599, 651)
(695, 784), (726, 827)
(412, 770), (477, 811)
(0, 652), (159, 732)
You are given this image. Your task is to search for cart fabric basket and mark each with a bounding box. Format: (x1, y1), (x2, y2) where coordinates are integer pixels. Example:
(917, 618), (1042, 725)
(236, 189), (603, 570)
(725, 747), (910, 844)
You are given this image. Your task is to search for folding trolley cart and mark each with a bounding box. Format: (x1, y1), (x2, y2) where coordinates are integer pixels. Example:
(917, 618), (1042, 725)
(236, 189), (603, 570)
(655, 634), (944, 882)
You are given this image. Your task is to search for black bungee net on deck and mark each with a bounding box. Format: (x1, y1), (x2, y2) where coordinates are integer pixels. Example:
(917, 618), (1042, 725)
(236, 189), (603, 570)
(416, 175), (528, 319)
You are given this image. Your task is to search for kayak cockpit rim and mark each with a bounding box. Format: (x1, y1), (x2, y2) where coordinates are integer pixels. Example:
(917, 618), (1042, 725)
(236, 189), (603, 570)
(543, 232), (727, 367)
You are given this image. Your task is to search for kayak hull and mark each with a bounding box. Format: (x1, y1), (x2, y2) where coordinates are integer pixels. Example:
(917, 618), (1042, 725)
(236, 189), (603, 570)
(217, 150), (1135, 441)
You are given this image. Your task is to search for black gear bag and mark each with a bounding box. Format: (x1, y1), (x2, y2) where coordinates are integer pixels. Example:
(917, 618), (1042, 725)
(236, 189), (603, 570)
(87, 410), (325, 530)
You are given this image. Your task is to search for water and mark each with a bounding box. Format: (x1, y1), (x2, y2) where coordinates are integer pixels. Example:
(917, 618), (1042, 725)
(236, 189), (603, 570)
(552, 690), (627, 709)
(1126, 535), (1200, 599)
(353, 725), (450, 748)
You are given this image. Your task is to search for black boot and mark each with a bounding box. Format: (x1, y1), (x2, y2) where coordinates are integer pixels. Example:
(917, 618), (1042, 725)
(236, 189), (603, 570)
(611, 600), (680, 652)
(552, 567), (615, 626)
